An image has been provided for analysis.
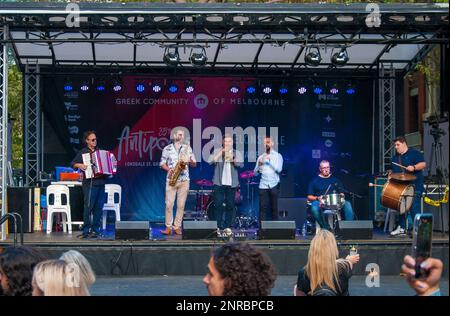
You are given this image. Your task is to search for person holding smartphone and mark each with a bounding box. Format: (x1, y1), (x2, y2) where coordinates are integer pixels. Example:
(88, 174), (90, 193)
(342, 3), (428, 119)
(401, 256), (443, 296)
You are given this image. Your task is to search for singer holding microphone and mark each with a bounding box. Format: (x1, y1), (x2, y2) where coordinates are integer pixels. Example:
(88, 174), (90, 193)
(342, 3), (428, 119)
(307, 160), (354, 231)
(254, 136), (283, 223)
(208, 134), (244, 230)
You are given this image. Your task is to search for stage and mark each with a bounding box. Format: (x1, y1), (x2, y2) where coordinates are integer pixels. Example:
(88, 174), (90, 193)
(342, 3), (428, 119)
(1, 226), (448, 278)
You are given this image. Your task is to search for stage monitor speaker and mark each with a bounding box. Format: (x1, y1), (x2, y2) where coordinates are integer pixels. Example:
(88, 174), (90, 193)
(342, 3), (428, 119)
(182, 221), (217, 240)
(337, 220), (373, 240)
(259, 221), (296, 240)
(7, 187), (34, 233)
(115, 221), (149, 240)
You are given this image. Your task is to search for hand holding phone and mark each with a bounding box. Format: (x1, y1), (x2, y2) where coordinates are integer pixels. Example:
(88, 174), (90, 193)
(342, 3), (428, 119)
(411, 213), (433, 279)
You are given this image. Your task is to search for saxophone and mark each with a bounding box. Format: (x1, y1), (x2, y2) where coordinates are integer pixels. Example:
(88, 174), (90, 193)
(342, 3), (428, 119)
(169, 145), (189, 186)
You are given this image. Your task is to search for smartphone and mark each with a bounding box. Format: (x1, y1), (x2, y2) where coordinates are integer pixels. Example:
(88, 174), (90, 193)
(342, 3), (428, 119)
(411, 213), (433, 279)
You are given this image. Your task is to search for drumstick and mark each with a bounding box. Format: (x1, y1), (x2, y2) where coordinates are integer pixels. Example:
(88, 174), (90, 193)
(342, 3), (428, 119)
(368, 183), (384, 188)
(392, 161), (408, 170)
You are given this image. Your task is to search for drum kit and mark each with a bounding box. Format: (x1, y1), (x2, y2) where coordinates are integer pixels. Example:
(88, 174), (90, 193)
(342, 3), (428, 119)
(188, 170), (259, 228)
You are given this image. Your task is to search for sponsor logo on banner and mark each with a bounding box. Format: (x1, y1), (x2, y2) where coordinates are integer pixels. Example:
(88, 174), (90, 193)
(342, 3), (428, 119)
(68, 126), (79, 134)
(312, 149), (321, 159)
(69, 137), (80, 144)
(65, 115), (81, 122)
(315, 102), (343, 109)
(318, 94), (339, 101)
(64, 102), (79, 112)
(322, 131), (336, 138)
(325, 139), (333, 148)
(194, 94), (209, 109)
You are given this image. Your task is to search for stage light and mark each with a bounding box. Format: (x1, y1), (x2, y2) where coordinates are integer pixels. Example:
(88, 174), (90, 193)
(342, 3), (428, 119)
(313, 86), (323, 95)
(184, 80), (194, 93)
(346, 83), (356, 95)
(63, 81), (73, 92)
(152, 83), (162, 93)
(329, 83), (339, 95)
(168, 82), (179, 93)
(136, 83), (145, 93)
(80, 82), (89, 92)
(261, 84), (272, 94)
(112, 82), (123, 92)
(297, 86), (307, 95)
(246, 85), (256, 94)
(279, 83), (288, 95)
(163, 47), (180, 66)
(96, 81), (106, 92)
(305, 47), (322, 67)
(229, 82), (240, 94)
(331, 48), (349, 67)
(190, 48), (207, 67)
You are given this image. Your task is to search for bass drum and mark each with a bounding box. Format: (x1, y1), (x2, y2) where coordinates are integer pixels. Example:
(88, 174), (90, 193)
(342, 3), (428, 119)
(381, 180), (415, 214)
(206, 200), (216, 221)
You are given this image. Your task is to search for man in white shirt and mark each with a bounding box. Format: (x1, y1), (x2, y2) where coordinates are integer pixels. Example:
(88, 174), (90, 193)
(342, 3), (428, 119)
(208, 134), (244, 230)
(254, 136), (283, 223)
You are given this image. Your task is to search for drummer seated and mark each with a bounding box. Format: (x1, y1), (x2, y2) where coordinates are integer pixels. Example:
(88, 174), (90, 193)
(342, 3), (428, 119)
(307, 160), (354, 230)
(307, 196), (354, 230)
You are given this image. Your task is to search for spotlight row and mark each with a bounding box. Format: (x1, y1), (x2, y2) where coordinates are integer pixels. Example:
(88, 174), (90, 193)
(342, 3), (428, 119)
(229, 82), (356, 95)
(63, 80), (356, 95)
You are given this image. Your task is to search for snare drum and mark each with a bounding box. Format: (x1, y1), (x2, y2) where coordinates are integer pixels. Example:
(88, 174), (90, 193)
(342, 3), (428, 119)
(320, 193), (345, 210)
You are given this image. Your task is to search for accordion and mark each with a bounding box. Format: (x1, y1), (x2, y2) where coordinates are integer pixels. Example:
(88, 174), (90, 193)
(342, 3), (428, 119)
(82, 150), (117, 179)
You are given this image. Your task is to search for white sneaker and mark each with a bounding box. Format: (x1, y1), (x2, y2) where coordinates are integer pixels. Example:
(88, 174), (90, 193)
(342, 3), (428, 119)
(390, 225), (405, 236)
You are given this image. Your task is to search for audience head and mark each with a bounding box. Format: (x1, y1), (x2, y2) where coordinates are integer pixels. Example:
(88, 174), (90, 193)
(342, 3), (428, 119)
(203, 242), (276, 296)
(60, 250), (96, 287)
(32, 259), (90, 296)
(305, 230), (340, 295)
(0, 246), (45, 296)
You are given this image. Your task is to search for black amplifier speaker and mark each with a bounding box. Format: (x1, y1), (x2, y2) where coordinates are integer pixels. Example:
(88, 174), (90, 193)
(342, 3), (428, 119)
(259, 221), (296, 240)
(182, 221), (218, 240)
(337, 220), (373, 240)
(6, 187), (34, 233)
(115, 221), (150, 240)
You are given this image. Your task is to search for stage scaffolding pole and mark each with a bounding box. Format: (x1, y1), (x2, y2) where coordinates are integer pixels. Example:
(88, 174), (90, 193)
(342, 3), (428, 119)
(24, 63), (41, 186)
(0, 26), (8, 241)
(378, 63), (396, 173)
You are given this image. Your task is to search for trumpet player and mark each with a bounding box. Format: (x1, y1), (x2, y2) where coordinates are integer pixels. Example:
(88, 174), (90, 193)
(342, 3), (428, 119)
(208, 134), (244, 230)
(160, 128), (196, 235)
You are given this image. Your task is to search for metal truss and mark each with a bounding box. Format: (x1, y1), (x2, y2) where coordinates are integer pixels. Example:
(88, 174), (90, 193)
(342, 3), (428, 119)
(23, 63), (41, 186)
(379, 63), (396, 172)
(0, 26), (8, 240)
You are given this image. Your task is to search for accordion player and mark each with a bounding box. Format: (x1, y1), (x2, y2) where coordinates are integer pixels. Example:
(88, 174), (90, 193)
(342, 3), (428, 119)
(82, 150), (117, 179)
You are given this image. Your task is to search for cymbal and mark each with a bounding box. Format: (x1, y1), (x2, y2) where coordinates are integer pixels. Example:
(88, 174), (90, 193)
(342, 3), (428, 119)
(240, 170), (255, 179)
(195, 179), (213, 187)
(390, 173), (416, 182)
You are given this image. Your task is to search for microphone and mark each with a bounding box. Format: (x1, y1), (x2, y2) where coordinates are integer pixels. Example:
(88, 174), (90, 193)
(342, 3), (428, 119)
(340, 169), (349, 174)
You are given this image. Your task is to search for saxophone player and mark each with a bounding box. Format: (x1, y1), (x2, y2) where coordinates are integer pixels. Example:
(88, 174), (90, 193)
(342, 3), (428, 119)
(160, 128), (196, 235)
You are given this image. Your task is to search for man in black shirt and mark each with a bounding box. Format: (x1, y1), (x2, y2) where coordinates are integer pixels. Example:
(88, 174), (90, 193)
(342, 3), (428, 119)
(307, 160), (354, 230)
(71, 131), (108, 239)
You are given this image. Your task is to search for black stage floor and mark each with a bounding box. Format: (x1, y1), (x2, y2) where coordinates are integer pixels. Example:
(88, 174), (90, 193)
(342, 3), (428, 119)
(1, 227), (448, 277)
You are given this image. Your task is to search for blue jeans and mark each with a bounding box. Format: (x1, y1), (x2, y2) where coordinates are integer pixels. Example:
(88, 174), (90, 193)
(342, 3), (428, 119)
(398, 192), (422, 230)
(310, 200), (354, 229)
(82, 183), (105, 234)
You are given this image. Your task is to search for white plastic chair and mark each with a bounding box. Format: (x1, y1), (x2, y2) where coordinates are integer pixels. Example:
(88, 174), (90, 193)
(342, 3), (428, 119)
(102, 184), (121, 229)
(46, 184), (72, 234)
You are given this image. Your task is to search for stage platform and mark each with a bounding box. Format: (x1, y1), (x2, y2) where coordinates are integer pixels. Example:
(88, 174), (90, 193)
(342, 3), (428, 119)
(1, 226), (448, 278)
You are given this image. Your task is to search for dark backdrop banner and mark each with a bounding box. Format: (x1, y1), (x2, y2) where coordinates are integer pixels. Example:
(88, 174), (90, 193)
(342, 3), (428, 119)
(42, 76), (373, 222)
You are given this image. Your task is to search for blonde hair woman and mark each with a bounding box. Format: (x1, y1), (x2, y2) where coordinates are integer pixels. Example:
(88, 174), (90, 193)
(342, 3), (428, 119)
(32, 260), (90, 296)
(60, 250), (96, 287)
(295, 230), (359, 296)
